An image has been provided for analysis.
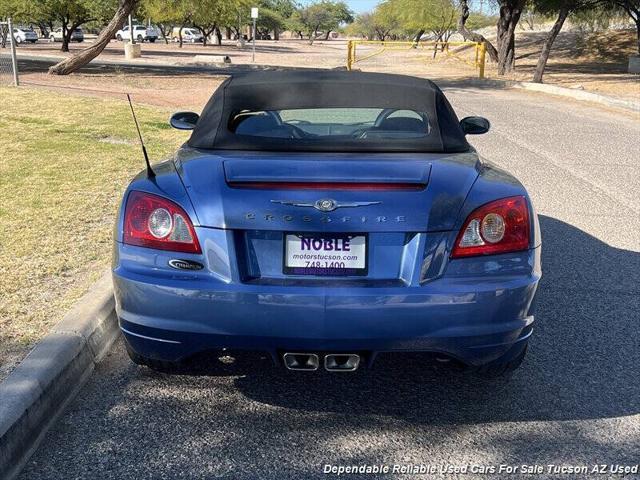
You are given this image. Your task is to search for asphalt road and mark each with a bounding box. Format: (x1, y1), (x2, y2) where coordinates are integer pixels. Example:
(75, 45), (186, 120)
(19, 85), (640, 480)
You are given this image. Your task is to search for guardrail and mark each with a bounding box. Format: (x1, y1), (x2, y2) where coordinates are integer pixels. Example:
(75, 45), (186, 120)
(346, 40), (487, 79)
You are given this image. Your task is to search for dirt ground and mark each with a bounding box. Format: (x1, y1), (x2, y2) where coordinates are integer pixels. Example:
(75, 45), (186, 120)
(18, 71), (226, 110)
(10, 29), (639, 103)
(500, 29), (639, 101)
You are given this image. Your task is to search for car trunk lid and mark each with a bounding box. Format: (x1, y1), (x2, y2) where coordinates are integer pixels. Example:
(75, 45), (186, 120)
(177, 150), (479, 233)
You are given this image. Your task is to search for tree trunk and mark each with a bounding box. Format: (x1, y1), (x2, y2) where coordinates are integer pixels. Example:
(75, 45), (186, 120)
(61, 23), (70, 52)
(457, 0), (498, 62)
(274, 28), (279, 40)
(496, 1), (525, 75)
(324, 30), (331, 40)
(196, 26), (208, 46)
(532, 7), (569, 83)
(158, 24), (169, 44)
(179, 26), (184, 48)
(37, 22), (48, 38)
(215, 27), (222, 45)
(432, 33), (442, 58)
(48, 0), (138, 75)
(413, 29), (425, 45)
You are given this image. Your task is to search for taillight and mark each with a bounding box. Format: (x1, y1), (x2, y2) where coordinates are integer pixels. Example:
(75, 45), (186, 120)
(451, 196), (529, 258)
(123, 191), (201, 254)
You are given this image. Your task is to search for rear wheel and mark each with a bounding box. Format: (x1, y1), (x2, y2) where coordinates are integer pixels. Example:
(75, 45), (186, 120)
(149, 38), (156, 43)
(137, 34), (143, 42)
(116, 34), (122, 41)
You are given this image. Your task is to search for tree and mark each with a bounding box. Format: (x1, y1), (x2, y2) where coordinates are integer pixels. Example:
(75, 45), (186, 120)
(323, 1), (353, 39)
(496, 0), (527, 75)
(187, 0), (249, 46)
(457, 0), (499, 62)
(371, 1), (402, 40)
(345, 12), (376, 39)
(531, 0), (599, 83)
(388, 0), (457, 50)
(33, 0), (106, 52)
(48, 0), (138, 74)
(606, 0), (640, 54)
(257, 0), (297, 39)
(142, 0), (186, 44)
(290, 1), (353, 44)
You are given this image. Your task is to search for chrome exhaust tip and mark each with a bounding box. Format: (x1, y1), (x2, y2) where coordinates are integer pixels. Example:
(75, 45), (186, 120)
(283, 353), (319, 371)
(324, 354), (360, 372)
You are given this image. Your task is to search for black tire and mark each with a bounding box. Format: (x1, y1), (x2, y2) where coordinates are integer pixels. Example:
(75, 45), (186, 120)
(149, 38), (156, 43)
(116, 34), (122, 41)
(467, 343), (528, 378)
(137, 34), (143, 42)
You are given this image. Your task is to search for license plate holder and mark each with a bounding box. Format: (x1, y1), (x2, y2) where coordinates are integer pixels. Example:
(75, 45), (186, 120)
(283, 233), (368, 276)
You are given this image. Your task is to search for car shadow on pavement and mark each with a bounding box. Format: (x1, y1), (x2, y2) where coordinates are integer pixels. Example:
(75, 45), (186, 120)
(227, 214), (640, 424)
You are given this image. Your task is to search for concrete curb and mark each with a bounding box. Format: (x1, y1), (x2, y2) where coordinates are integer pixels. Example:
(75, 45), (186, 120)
(511, 81), (640, 114)
(0, 271), (118, 480)
(443, 77), (639, 113)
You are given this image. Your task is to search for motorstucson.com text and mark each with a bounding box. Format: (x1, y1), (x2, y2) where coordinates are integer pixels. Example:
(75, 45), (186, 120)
(322, 464), (640, 476)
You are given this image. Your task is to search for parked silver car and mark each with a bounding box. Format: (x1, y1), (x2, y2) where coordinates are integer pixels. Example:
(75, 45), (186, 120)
(49, 27), (84, 43)
(13, 27), (38, 44)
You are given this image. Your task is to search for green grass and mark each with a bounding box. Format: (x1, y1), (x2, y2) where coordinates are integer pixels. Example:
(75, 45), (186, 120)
(0, 87), (188, 378)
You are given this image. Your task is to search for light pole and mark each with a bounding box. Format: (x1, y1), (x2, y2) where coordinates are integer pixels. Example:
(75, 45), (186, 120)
(251, 7), (258, 63)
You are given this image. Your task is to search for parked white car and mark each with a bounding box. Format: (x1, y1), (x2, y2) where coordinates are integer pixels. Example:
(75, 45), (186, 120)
(116, 25), (158, 43)
(171, 27), (204, 43)
(49, 27), (84, 43)
(13, 27), (38, 44)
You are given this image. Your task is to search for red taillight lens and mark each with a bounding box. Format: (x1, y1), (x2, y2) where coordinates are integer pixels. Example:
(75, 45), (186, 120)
(451, 196), (530, 258)
(123, 191), (201, 254)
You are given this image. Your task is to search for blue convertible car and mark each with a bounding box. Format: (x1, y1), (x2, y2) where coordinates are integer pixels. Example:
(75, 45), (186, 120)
(113, 71), (541, 376)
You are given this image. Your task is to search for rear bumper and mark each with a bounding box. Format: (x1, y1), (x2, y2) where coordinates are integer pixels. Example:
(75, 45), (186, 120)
(113, 250), (540, 367)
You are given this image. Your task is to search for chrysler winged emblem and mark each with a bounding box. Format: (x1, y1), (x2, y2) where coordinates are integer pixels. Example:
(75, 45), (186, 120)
(271, 199), (381, 212)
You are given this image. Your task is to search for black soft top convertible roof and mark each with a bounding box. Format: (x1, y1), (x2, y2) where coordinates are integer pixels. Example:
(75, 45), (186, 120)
(188, 70), (470, 153)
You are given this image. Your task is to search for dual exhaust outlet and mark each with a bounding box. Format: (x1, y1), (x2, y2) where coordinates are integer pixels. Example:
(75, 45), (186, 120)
(283, 353), (360, 372)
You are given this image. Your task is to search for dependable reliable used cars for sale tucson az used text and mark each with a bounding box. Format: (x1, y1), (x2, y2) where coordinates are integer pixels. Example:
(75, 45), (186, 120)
(112, 71), (541, 377)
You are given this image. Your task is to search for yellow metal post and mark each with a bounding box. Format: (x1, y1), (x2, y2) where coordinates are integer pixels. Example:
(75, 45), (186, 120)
(478, 42), (486, 79)
(351, 41), (356, 68)
(347, 41), (352, 70)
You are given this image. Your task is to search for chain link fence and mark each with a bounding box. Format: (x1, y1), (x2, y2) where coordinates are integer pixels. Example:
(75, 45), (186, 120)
(1, 19), (20, 86)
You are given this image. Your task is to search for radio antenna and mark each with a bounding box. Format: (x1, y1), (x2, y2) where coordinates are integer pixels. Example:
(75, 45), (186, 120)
(126, 93), (155, 178)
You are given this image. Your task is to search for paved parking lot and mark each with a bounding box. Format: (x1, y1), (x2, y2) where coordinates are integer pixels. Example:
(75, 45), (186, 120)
(19, 85), (639, 479)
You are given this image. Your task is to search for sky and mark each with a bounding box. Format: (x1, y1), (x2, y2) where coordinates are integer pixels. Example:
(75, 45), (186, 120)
(299, 0), (495, 15)
(343, 0), (381, 13)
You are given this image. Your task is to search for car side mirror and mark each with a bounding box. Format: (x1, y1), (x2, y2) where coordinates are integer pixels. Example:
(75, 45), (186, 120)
(460, 116), (490, 135)
(170, 111), (199, 130)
